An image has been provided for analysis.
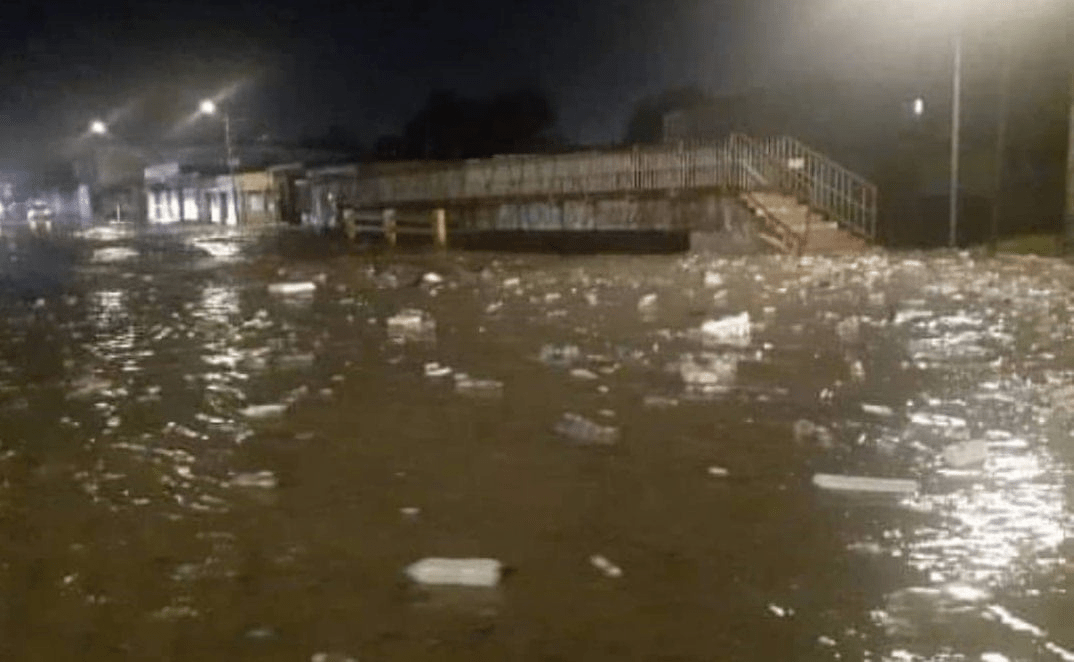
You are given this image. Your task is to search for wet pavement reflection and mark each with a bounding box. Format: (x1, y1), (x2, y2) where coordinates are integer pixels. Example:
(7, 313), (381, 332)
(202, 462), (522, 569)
(0, 227), (1072, 661)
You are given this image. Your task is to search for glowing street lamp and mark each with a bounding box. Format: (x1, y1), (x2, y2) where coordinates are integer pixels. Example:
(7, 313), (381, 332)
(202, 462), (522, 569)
(912, 97), (925, 117)
(197, 98), (241, 225)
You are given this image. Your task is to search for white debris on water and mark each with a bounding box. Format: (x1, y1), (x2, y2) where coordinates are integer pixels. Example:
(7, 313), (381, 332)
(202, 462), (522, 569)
(569, 368), (599, 380)
(424, 362), (452, 378)
(311, 653), (359, 662)
(678, 353), (737, 388)
(700, 312), (750, 346)
(707, 466), (730, 478)
(268, 281), (317, 297)
(813, 474), (919, 495)
(637, 293), (658, 311)
(240, 403), (288, 419)
(386, 308), (436, 341)
(91, 247), (140, 263)
(228, 471), (279, 489)
(589, 554), (623, 578)
(421, 271), (443, 284)
(941, 440), (988, 468)
(703, 271), (724, 288)
(454, 374), (504, 397)
(405, 557), (502, 587)
(643, 395), (679, 409)
(555, 412), (620, 445)
(539, 343), (581, 367)
(862, 404), (895, 417)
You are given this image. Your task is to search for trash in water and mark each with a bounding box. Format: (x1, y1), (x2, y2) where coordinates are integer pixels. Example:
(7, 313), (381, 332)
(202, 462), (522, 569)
(835, 316), (861, 343)
(555, 412), (620, 445)
(637, 293), (659, 311)
(455, 375), (504, 397)
(570, 368), (599, 380)
(862, 404), (895, 417)
(503, 277), (521, 289)
(703, 271), (724, 288)
(678, 353), (737, 387)
(793, 419), (835, 449)
(424, 362), (452, 378)
(276, 353), (315, 371)
(310, 653), (359, 662)
(405, 557), (502, 587)
(643, 395), (679, 408)
(387, 309), (436, 341)
(240, 403), (288, 419)
(812, 473), (919, 495)
(941, 440), (988, 468)
(589, 554), (623, 578)
(421, 272), (443, 285)
(539, 344), (581, 367)
(708, 466), (730, 478)
(768, 603), (792, 618)
(400, 506), (421, 517)
(700, 313), (751, 346)
(91, 247), (140, 263)
(229, 471), (279, 489)
(268, 282), (316, 296)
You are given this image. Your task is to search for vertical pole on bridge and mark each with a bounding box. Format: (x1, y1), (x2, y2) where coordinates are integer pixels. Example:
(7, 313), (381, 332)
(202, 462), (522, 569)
(432, 208), (447, 249)
(383, 208), (397, 248)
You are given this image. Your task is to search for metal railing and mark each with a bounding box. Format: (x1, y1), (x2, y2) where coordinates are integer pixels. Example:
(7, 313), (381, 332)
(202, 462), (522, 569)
(755, 136), (877, 239)
(323, 134), (876, 241)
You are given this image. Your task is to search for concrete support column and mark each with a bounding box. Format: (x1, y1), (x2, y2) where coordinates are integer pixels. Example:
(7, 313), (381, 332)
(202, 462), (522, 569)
(432, 208), (447, 248)
(383, 208), (397, 247)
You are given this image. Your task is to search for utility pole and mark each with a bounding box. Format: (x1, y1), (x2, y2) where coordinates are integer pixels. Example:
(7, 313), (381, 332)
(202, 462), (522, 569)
(949, 24), (962, 248)
(1066, 62), (1074, 251)
(223, 110), (243, 226)
(1065, 2), (1074, 253)
(991, 38), (1011, 254)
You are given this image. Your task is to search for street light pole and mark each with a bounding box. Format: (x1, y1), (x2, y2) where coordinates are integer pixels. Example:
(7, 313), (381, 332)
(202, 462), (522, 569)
(200, 99), (243, 226)
(223, 110), (242, 226)
(949, 23), (962, 248)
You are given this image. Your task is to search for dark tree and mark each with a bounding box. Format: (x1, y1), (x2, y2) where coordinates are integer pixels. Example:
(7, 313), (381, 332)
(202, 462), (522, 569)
(622, 85), (715, 144)
(396, 88), (558, 160)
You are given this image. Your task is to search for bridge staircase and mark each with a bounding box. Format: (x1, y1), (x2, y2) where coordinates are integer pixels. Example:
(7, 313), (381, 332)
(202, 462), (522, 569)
(727, 134), (876, 255)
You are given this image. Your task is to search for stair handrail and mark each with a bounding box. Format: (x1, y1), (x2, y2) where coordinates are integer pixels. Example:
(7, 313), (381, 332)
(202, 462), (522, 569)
(758, 135), (878, 240)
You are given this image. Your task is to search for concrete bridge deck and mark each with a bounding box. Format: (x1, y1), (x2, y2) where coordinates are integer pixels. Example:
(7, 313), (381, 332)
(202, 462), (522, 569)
(311, 133), (878, 254)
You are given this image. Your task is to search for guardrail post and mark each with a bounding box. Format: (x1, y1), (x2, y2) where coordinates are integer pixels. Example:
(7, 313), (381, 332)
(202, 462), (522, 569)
(432, 208), (447, 249)
(382, 208), (397, 247)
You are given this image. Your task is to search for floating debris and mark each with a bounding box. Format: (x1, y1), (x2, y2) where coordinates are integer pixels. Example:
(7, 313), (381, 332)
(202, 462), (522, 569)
(941, 440), (988, 468)
(555, 412), (620, 445)
(405, 557), (502, 587)
(229, 471), (279, 489)
(424, 362), (453, 378)
(812, 473), (919, 495)
(240, 403), (288, 419)
(862, 404), (895, 417)
(387, 308), (436, 341)
(589, 554), (623, 578)
(700, 312), (751, 346)
(268, 281), (316, 296)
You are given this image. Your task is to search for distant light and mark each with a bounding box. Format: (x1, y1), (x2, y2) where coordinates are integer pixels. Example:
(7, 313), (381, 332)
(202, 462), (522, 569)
(90, 120), (108, 135)
(912, 97), (925, 117)
(199, 99), (217, 115)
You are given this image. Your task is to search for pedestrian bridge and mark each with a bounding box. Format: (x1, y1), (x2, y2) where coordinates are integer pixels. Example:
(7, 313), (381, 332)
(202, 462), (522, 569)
(313, 133), (877, 254)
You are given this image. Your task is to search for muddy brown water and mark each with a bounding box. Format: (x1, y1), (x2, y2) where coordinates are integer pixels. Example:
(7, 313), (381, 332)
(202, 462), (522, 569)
(1, 226), (1072, 661)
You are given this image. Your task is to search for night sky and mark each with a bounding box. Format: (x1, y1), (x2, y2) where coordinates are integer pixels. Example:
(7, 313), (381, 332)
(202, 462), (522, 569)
(0, 0), (1065, 169)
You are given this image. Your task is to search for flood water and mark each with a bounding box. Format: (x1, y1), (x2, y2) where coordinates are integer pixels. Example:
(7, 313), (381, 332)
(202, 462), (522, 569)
(1, 225), (1072, 661)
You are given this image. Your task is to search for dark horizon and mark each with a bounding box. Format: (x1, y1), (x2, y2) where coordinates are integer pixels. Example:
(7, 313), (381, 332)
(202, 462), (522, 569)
(0, 0), (1067, 171)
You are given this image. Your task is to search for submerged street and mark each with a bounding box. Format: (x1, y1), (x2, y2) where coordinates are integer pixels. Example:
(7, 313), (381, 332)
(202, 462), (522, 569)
(1, 226), (1073, 661)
